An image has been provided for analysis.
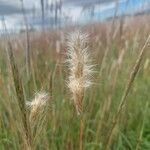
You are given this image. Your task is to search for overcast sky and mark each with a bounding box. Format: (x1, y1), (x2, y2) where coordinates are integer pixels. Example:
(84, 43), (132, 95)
(0, 0), (150, 32)
(0, 0), (116, 15)
(0, 0), (114, 31)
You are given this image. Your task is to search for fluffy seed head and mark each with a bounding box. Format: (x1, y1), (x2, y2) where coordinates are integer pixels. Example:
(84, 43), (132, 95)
(66, 30), (93, 115)
(27, 92), (48, 120)
(27, 92), (49, 127)
(26, 92), (50, 142)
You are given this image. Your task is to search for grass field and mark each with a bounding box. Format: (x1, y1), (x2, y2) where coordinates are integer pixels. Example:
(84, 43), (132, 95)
(0, 15), (150, 150)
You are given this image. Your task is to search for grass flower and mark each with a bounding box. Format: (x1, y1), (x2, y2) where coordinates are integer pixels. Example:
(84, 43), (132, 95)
(67, 30), (93, 115)
(27, 92), (49, 142)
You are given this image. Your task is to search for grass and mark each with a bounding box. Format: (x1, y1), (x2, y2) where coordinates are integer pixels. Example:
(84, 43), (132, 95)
(0, 15), (150, 150)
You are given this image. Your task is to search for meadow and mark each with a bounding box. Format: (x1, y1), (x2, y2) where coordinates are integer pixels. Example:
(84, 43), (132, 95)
(0, 15), (150, 150)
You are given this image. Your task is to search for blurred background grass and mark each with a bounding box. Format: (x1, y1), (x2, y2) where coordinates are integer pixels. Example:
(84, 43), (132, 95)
(0, 0), (150, 149)
(0, 17), (150, 149)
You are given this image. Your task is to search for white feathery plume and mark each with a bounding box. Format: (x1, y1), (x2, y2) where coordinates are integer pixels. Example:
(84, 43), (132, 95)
(66, 30), (93, 115)
(26, 92), (49, 141)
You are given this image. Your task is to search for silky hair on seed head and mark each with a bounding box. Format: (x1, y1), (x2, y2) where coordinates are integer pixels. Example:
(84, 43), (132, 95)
(26, 92), (49, 125)
(66, 30), (94, 115)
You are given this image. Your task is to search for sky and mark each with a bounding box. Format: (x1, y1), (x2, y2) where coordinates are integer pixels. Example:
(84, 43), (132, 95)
(0, 0), (150, 32)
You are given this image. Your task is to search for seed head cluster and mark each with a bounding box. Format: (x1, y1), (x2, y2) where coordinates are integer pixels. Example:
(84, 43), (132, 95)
(67, 31), (93, 115)
(27, 92), (49, 127)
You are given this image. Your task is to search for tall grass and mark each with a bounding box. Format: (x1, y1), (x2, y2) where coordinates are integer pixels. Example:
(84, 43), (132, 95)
(0, 15), (150, 150)
(105, 34), (150, 150)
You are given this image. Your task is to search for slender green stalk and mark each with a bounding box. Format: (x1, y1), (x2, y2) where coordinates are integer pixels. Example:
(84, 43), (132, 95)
(135, 101), (149, 150)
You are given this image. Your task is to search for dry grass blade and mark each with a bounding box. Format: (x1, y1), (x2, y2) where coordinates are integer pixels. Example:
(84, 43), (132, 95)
(6, 43), (33, 149)
(2, 19), (33, 149)
(105, 34), (150, 150)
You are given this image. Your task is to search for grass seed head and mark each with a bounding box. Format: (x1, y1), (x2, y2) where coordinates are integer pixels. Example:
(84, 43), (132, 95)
(66, 30), (93, 115)
(27, 92), (49, 127)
